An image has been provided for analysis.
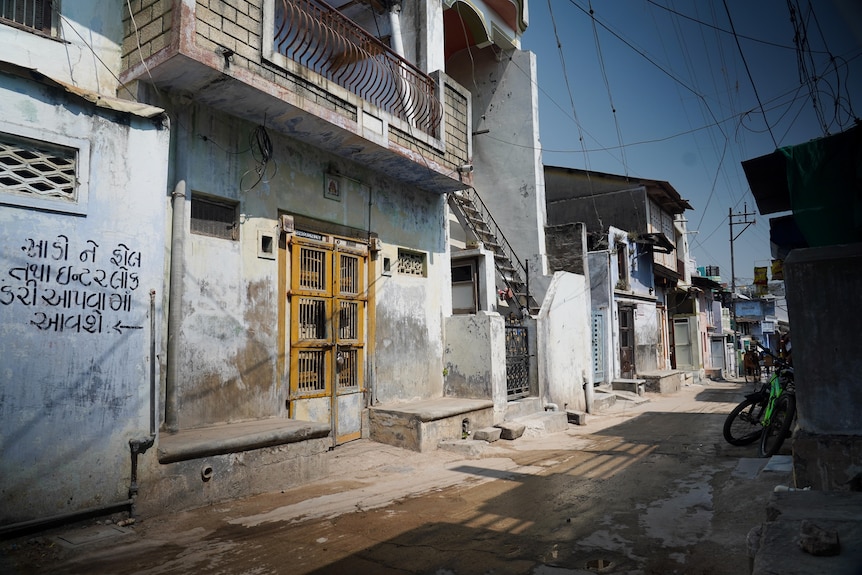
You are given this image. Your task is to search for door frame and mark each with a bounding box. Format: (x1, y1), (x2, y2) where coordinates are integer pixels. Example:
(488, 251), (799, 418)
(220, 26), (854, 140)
(277, 221), (371, 446)
(618, 303), (635, 379)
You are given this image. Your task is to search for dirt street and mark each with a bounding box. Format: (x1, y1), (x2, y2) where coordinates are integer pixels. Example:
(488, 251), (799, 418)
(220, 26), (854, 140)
(1, 378), (792, 575)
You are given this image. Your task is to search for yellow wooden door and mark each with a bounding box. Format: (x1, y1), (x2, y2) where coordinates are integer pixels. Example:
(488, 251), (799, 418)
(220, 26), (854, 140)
(288, 234), (366, 444)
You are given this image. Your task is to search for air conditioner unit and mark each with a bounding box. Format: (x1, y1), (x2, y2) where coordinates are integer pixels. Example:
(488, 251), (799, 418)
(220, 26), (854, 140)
(280, 214), (294, 233)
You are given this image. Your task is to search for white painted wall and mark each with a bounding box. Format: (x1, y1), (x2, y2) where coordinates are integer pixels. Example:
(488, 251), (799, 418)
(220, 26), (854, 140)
(443, 312), (507, 418)
(448, 47), (549, 296)
(537, 272), (592, 413)
(0, 75), (170, 523)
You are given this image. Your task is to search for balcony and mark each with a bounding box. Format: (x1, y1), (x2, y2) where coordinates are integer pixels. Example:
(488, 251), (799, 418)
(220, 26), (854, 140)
(119, 0), (470, 194)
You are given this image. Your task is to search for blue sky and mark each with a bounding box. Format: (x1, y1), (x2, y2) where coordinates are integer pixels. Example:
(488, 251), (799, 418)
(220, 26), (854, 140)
(521, 0), (862, 286)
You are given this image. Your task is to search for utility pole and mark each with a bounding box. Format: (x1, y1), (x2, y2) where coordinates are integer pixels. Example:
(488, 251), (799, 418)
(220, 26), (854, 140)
(729, 204), (756, 375)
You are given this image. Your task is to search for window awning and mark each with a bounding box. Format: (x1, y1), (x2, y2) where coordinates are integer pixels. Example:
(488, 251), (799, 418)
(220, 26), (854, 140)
(0, 62), (164, 118)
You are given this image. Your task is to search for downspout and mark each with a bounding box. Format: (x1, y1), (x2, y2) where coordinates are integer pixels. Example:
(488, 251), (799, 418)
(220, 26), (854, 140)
(127, 289), (159, 516)
(388, 2), (405, 58)
(165, 180), (186, 432)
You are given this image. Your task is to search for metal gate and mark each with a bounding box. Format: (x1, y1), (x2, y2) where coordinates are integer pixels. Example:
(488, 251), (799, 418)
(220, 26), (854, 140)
(287, 233), (366, 445)
(591, 310), (605, 384)
(505, 319), (530, 399)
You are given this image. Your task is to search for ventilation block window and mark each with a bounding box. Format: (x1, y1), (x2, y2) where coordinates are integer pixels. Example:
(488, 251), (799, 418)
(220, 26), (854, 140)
(396, 249), (426, 277)
(0, 0), (55, 35)
(0, 131), (78, 203)
(191, 195), (239, 240)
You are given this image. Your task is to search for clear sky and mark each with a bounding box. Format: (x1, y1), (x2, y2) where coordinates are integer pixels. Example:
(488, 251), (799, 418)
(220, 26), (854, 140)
(520, 0), (862, 286)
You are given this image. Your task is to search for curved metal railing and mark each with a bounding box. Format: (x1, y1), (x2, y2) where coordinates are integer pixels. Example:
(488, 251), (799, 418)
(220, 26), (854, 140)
(273, 0), (442, 138)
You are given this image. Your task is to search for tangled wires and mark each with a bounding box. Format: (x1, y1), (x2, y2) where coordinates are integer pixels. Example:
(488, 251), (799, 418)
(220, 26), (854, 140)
(241, 124), (277, 192)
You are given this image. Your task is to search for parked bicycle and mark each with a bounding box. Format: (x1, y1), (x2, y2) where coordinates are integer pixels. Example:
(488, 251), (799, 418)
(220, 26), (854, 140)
(723, 345), (796, 457)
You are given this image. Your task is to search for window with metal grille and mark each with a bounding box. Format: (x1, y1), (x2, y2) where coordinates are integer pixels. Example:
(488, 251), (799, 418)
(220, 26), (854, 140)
(0, 0), (54, 35)
(396, 249), (426, 277)
(190, 194), (238, 240)
(0, 132), (77, 201)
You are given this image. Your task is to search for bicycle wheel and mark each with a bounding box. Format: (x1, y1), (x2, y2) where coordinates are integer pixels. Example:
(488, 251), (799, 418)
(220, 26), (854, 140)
(723, 396), (766, 446)
(759, 393), (796, 457)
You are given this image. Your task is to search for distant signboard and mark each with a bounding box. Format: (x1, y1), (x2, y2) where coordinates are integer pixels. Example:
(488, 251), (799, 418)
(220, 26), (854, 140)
(735, 301), (763, 319)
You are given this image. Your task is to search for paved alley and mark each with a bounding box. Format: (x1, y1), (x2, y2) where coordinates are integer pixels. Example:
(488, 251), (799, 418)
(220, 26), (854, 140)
(1, 378), (791, 575)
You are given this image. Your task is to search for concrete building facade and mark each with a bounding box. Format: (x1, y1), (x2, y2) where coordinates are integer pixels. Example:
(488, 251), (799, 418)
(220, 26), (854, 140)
(0, 2), (171, 523)
(1, 0), (595, 530)
(543, 167), (696, 388)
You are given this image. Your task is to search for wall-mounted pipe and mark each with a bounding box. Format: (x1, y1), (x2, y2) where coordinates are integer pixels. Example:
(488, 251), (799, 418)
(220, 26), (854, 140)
(149, 289), (157, 436)
(388, 2), (405, 58)
(165, 180), (186, 432)
(0, 500), (134, 539)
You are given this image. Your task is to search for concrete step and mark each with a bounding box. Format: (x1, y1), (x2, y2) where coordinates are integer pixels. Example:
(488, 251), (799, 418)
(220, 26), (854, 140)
(513, 410), (569, 438)
(592, 390), (617, 412)
(612, 378), (646, 396)
(369, 398), (495, 452)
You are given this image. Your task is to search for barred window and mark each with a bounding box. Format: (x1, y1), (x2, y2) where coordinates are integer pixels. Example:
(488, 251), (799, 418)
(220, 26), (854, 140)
(191, 194), (239, 240)
(0, 0), (55, 35)
(0, 132), (77, 202)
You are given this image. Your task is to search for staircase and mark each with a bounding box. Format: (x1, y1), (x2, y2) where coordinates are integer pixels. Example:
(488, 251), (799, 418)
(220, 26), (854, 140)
(449, 188), (541, 315)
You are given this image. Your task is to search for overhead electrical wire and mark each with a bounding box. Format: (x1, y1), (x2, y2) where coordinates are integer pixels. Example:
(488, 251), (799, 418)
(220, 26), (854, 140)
(588, 1), (630, 176)
(722, 0), (778, 148)
(565, 0), (729, 147)
(547, 0), (604, 232)
(645, 0), (830, 53)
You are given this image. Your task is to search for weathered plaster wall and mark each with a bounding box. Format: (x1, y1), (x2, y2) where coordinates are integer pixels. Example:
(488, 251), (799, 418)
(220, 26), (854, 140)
(443, 312), (507, 416)
(0, 3), (125, 92)
(783, 243), (862, 491)
(785, 244), (862, 435)
(546, 222), (588, 275)
(537, 272), (591, 413)
(448, 47), (549, 287)
(171, 103), (448, 422)
(0, 76), (170, 523)
(546, 186), (649, 234)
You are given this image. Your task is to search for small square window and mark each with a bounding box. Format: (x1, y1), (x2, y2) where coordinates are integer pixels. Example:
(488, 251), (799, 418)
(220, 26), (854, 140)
(191, 195), (239, 240)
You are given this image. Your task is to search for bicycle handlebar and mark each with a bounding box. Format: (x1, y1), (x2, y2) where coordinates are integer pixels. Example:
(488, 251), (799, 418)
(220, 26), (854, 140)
(753, 342), (792, 369)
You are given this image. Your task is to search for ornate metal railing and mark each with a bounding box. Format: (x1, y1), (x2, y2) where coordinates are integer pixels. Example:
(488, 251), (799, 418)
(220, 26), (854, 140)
(273, 0), (442, 138)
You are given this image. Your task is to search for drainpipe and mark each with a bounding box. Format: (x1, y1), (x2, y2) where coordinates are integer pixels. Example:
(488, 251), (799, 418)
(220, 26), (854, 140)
(388, 2), (405, 58)
(0, 500), (135, 539)
(584, 369), (594, 414)
(165, 180), (186, 432)
(127, 289), (159, 516)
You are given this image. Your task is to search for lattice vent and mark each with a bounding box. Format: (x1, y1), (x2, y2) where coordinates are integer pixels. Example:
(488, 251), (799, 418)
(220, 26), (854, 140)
(396, 249), (425, 277)
(0, 133), (76, 201)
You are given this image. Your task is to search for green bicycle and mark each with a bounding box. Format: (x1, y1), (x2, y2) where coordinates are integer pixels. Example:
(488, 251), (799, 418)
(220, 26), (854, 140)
(722, 345), (796, 457)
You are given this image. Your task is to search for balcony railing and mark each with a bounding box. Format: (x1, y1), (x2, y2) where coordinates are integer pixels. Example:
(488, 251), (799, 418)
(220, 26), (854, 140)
(273, 0), (442, 138)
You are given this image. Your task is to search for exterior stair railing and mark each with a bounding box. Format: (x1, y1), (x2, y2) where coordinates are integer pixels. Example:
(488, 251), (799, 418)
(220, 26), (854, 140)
(449, 188), (541, 315)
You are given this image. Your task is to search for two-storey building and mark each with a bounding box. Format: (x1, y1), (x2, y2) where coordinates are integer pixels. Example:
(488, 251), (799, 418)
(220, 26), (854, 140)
(1, 0), (576, 530)
(543, 167), (695, 388)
